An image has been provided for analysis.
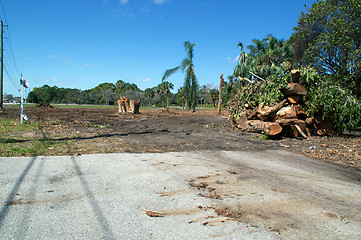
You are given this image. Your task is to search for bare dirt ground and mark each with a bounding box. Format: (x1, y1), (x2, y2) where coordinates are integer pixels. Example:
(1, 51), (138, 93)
(1, 104), (360, 171)
(1, 105), (360, 239)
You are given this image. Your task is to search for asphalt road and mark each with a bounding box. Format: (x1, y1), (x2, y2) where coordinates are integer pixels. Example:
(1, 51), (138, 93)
(0, 151), (360, 239)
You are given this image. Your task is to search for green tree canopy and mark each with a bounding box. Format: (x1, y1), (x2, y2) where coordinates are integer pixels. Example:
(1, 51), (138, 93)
(157, 81), (174, 108)
(234, 35), (293, 82)
(91, 83), (116, 92)
(291, 0), (361, 97)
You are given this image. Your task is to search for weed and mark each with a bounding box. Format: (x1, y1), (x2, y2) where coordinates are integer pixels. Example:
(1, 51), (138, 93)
(259, 133), (269, 140)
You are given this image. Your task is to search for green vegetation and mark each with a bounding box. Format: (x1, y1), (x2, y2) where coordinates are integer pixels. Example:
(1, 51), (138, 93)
(230, 0), (361, 132)
(292, 0), (361, 98)
(299, 67), (361, 131)
(162, 41), (199, 112)
(0, 119), (82, 157)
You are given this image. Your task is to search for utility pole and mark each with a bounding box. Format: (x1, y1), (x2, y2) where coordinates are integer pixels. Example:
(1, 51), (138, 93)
(0, 18), (3, 111)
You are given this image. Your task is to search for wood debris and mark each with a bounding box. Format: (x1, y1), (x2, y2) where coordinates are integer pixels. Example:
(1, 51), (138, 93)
(229, 69), (333, 138)
(140, 209), (165, 218)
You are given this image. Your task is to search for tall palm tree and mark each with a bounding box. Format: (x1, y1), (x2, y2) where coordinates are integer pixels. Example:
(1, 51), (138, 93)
(162, 41), (198, 112)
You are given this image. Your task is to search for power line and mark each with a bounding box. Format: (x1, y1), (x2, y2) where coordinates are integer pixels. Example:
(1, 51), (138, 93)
(0, 0), (21, 75)
(4, 33), (20, 75)
(4, 64), (19, 91)
(4, 49), (19, 77)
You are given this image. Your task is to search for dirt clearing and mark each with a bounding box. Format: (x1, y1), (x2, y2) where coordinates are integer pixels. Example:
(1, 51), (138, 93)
(1, 105), (360, 239)
(1, 105), (360, 170)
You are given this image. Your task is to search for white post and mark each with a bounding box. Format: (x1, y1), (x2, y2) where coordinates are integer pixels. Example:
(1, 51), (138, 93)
(20, 74), (24, 124)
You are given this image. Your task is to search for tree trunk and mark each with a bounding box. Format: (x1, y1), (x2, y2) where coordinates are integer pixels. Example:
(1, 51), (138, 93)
(118, 97), (141, 114)
(246, 120), (283, 136)
(218, 74), (224, 114)
(166, 95), (169, 110)
(287, 95), (303, 104)
(257, 99), (287, 121)
(283, 83), (307, 96)
(291, 69), (301, 83)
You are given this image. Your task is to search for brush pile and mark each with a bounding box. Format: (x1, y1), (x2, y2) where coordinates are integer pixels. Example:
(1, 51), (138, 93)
(228, 70), (332, 138)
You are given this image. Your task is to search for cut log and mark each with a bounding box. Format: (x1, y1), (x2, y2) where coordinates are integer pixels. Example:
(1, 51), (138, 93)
(257, 99), (287, 121)
(305, 117), (314, 126)
(287, 95), (302, 104)
(275, 119), (307, 138)
(276, 106), (298, 119)
(291, 69), (301, 83)
(315, 122), (333, 136)
(247, 109), (258, 120)
(246, 120), (282, 136)
(294, 105), (307, 120)
(275, 118), (305, 125)
(236, 113), (248, 129)
(295, 124), (308, 139)
(283, 83), (307, 96)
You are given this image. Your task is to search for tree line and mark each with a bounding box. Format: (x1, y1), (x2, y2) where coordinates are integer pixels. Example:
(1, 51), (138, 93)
(26, 79), (228, 108)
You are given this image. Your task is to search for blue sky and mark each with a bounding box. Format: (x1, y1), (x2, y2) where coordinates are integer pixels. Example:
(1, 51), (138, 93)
(2, 0), (316, 97)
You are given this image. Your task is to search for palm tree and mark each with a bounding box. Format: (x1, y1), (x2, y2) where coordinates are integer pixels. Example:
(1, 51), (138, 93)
(208, 88), (219, 109)
(157, 81), (174, 109)
(235, 36), (293, 82)
(177, 87), (186, 110)
(144, 88), (155, 107)
(162, 41), (198, 112)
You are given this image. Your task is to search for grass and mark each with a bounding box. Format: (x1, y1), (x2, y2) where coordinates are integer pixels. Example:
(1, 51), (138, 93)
(0, 118), (84, 157)
(24, 103), (117, 109)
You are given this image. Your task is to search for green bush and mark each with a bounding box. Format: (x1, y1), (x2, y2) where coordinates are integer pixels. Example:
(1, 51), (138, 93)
(300, 68), (361, 131)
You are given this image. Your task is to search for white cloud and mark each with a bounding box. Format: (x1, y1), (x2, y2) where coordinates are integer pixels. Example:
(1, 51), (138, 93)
(120, 0), (128, 4)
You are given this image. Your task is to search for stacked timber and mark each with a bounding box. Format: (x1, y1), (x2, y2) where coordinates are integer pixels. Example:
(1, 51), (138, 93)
(117, 97), (141, 114)
(229, 70), (332, 138)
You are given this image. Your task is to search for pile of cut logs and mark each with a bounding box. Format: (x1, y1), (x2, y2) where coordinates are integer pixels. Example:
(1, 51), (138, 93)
(117, 97), (141, 114)
(229, 70), (332, 138)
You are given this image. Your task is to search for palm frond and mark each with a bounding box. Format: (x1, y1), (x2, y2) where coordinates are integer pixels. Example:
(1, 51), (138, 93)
(184, 41), (195, 60)
(162, 66), (180, 81)
(181, 58), (191, 71)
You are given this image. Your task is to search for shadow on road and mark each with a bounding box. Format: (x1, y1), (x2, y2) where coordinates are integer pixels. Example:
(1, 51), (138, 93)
(0, 157), (38, 228)
(71, 156), (116, 240)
